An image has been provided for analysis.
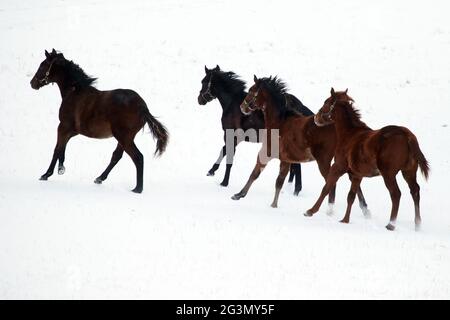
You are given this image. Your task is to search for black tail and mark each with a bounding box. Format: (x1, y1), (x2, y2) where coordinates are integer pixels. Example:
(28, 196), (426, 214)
(143, 108), (169, 156)
(408, 135), (429, 180)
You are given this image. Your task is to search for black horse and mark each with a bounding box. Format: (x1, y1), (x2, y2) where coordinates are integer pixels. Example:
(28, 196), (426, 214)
(198, 65), (311, 194)
(30, 49), (168, 193)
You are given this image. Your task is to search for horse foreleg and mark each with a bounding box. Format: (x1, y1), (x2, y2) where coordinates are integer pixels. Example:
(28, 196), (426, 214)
(220, 141), (237, 187)
(207, 145), (226, 176)
(316, 159), (336, 215)
(305, 164), (346, 216)
(340, 176), (363, 223)
(94, 143), (124, 184)
(231, 156), (269, 200)
(40, 124), (74, 181)
(271, 161), (291, 208)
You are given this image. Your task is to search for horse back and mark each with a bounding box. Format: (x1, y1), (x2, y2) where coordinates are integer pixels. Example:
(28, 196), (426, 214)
(61, 87), (146, 138)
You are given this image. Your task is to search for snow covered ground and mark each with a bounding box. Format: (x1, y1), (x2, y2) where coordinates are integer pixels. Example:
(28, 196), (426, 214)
(1, 0), (449, 299)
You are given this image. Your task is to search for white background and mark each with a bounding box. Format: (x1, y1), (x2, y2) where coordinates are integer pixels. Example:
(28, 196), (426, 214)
(0, 0), (449, 298)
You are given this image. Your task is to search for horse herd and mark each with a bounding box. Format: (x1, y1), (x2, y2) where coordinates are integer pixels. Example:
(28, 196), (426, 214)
(30, 49), (429, 231)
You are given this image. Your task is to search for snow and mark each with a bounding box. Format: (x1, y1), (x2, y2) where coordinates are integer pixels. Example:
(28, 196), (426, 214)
(1, 0), (449, 299)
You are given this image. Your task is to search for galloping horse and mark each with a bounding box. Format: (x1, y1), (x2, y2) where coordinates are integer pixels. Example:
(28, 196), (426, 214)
(198, 65), (304, 194)
(305, 89), (429, 230)
(235, 76), (370, 212)
(30, 49), (169, 193)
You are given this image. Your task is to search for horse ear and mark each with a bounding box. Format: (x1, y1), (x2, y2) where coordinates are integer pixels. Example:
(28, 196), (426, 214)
(344, 88), (348, 94)
(52, 48), (56, 54)
(215, 65), (220, 71)
(204, 65), (209, 74)
(331, 87), (336, 96)
(254, 75), (258, 83)
(45, 50), (50, 59)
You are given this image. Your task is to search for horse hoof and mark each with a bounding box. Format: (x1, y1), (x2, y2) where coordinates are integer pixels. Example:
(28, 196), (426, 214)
(386, 223), (395, 231)
(94, 178), (103, 184)
(231, 194), (242, 201)
(220, 181), (229, 187)
(207, 171), (215, 176)
(293, 190), (300, 196)
(339, 219), (349, 224)
(271, 203), (278, 208)
(362, 207), (371, 219)
(326, 205), (334, 216)
(58, 166), (65, 175)
(304, 211), (313, 217)
(39, 175), (48, 181)
(132, 187), (143, 194)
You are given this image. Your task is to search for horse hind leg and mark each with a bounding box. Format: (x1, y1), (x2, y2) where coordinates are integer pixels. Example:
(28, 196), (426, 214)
(94, 143), (124, 184)
(381, 172), (401, 231)
(116, 131), (144, 193)
(288, 164), (295, 183)
(348, 173), (371, 218)
(125, 143), (144, 193)
(402, 169), (422, 231)
(340, 176), (362, 223)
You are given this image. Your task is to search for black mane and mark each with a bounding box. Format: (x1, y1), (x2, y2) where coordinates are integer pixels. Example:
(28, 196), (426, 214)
(63, 59), (97, 88)
(214, 71), (246, 95)
(259, 76), (313, 118)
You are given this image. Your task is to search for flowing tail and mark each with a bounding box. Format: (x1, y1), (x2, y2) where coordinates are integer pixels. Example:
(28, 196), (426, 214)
(408, 135), (429, 180)
(143, 108), (169, 156)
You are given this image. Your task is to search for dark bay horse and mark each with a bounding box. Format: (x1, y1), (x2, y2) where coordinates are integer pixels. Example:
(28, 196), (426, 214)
(30, 49), (169, 193)
(234, 76), (370, 212)
(197, 65), (303, 194)
(305, 89), (429, 231)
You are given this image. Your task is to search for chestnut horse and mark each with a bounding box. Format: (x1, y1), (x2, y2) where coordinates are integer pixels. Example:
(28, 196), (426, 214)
(234, 76), (369, 212)
(305, 89), (429, 231)
(30, 49), (169, 193)
(198, 65), (303, 194)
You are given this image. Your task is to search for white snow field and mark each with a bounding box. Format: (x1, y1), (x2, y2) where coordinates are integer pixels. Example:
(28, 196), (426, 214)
(1, 0), (449, 299)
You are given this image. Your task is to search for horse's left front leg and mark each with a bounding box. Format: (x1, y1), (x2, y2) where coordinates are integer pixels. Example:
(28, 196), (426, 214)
(220, 141), (238, 187)
(40, 124), (75, 181)
(271, 161), (291, 208)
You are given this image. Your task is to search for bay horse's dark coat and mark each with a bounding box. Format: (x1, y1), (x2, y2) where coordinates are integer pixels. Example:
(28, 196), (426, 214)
(30, 49), (168, 193)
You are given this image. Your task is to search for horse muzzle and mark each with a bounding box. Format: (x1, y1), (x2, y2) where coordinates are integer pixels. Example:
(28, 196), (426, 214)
(30, 78), (41, 90)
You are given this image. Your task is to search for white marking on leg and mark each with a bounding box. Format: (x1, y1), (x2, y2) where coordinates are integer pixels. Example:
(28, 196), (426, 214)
(326, 204), (334, 216)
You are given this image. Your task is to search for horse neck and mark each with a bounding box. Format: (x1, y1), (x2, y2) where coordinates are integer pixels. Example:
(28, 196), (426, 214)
(261, 95), (283, 129)
(54, 69), (76, 98)
(215, 84), (245, 113)
(333, 104), (362, 141)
